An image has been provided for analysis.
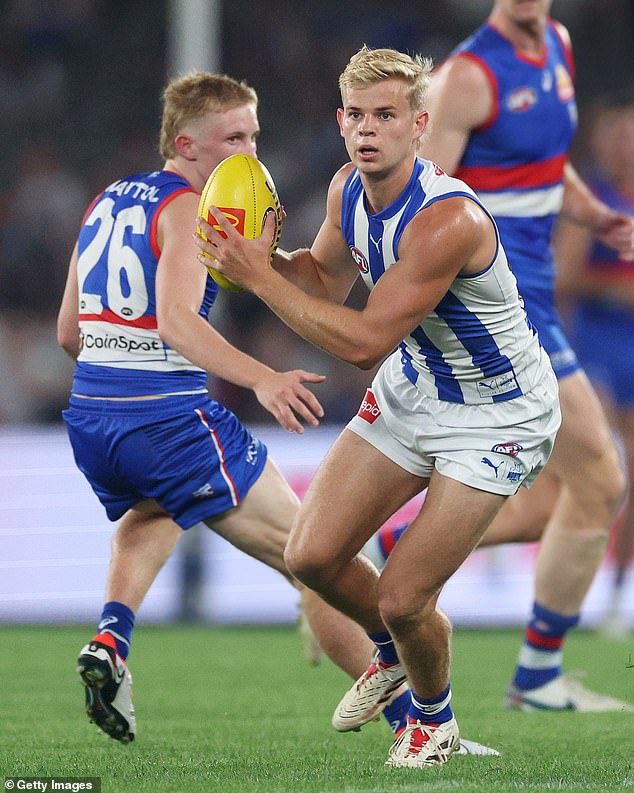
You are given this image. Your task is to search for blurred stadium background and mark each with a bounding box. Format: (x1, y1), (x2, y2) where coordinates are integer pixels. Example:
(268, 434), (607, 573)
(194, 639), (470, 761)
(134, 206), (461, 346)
(1, 0), (633, 628)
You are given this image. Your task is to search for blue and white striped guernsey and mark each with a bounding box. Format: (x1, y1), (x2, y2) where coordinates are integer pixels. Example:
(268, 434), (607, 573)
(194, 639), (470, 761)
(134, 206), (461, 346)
(341, 157), (549, 405)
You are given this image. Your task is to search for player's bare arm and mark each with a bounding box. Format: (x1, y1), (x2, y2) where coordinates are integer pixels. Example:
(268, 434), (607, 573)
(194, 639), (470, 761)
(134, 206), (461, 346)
(206, 192), (494, 369)
(561, 162), (634, 260)
(196, 164), (359, 304)
(273, 165), (360, 303)
(57, 242), (81, 359)
(157, 192), (324, 433)
(419, 56), (493, 173)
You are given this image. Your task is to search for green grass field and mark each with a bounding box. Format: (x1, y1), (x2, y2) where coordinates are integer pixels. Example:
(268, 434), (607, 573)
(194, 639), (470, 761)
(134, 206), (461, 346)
(1, 626), (632, 793)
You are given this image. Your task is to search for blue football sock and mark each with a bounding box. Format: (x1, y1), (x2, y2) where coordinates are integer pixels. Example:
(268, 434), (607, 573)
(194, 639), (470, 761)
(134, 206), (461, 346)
(367, 630), (399, 665)
(409, 683), (453, 725)
(98, 601), (136, 661)
(383, 688), (411, 733)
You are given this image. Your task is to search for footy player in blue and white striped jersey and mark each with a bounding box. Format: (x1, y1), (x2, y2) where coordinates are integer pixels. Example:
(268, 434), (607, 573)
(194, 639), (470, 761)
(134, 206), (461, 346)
(197, 45), (561, 768)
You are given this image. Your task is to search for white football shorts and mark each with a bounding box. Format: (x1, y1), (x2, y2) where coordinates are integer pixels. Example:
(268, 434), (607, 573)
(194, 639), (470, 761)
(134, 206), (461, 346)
(347, 351), (561, 496)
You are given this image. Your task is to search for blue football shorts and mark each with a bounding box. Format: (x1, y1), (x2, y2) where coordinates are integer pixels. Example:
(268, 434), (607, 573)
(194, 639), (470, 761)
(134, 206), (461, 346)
(519, 285), (580, 380)
(570, 301), (634, 409)
(63, 393), (268, 529)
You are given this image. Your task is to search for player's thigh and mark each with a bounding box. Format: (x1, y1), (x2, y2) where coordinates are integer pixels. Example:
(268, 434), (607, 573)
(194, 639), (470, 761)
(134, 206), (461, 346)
(290, 428), (428, 566)
(204, 458), (299, 577)
(550, 370), (619, 475)
(479, 468), (560, 545)
(381, 469), (507, 601)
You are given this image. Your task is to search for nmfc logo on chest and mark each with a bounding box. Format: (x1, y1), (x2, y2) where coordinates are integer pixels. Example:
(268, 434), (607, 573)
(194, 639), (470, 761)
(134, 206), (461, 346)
(350, 246), (369, 274)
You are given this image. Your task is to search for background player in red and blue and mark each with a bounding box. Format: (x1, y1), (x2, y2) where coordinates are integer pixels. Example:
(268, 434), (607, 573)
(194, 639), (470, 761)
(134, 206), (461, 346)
(556, 95), (634, 640)
(382, 0), (634, 711)
(56, 71), (388, 744)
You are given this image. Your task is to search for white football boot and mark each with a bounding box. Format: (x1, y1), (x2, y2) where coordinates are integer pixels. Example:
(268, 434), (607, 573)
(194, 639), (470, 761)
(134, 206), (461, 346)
(504, 673), (634, 712)
(386, 717), (460, 768)
(332, 650), (407, 732)
(77, 632), (136, 743)
(455, 738), (501, 756)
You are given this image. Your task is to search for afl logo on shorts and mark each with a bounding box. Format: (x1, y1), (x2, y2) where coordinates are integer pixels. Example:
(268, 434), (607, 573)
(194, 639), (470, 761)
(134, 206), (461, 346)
(351, 246), (369, 274)
(358, 389), (381, 424)
(491, 441), (523, 458)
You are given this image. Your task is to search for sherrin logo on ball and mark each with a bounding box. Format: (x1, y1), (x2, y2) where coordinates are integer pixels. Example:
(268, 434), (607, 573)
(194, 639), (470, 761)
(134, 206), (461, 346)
(197, 154), (283, 291)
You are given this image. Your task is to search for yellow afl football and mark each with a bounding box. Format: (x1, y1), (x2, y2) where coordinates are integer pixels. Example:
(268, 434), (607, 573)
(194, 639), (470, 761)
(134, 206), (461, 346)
(197, 154), (283, 291)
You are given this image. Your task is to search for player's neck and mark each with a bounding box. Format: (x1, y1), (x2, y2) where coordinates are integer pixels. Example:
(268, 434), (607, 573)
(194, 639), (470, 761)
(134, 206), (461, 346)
(489, 11), (547, 58)
(360, 158), (416, 215)
(163, 159), (201, 193)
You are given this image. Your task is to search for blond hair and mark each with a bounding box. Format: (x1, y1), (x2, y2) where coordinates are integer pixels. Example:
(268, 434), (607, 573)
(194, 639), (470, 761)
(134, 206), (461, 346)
(339, 46), (433, 111)
(159, 71), (258, 159)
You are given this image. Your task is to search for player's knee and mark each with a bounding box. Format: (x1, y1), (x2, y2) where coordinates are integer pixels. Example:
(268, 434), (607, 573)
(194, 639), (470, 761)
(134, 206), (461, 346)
(594, 445), (627, 516)
(569, 439), (626, 520)
(284, 539), (338, 590)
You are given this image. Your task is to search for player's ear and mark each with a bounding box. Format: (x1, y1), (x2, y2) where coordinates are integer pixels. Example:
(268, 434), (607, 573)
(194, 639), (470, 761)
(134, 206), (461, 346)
(414, 111), (429, 143)
(174, 133), (196, 161)
(337, 107), (345, 137)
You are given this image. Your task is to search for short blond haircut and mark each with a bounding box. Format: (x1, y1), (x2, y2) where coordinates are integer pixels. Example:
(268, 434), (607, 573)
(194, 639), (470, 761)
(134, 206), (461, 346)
(160, 71), (258, 159)
(339, 46), (433, 111)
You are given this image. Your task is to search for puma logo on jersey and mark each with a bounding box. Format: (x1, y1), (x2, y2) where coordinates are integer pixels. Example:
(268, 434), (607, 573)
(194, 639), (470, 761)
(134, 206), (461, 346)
(477, 373), (518, 398)
(369, 234), (382, 253)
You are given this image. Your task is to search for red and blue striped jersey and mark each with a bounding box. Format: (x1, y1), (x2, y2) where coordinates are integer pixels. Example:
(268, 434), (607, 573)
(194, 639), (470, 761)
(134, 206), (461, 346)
(73, 170), (219, 397)
(451, 21), (577, 292)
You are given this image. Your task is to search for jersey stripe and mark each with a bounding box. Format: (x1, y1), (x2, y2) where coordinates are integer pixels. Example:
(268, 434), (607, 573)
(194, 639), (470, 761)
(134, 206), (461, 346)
(149, 186), (195, 258)
(78, 309), (159, 330)
(479, 184), (564, 217)
(456, 153), (566, 191)
(195, 409), (239, 506)
(409, 326), (465, 403)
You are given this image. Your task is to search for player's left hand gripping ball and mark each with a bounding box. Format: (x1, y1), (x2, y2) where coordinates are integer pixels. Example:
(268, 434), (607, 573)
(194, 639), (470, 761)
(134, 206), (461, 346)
(197, 154), (283, 291)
